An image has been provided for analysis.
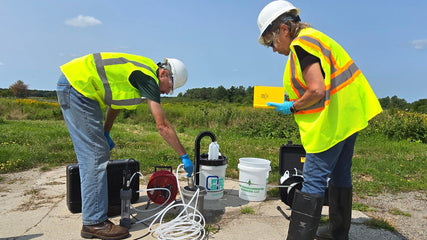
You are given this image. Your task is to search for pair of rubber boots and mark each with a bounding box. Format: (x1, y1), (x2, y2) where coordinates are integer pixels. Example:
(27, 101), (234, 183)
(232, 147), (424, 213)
(286, 185), (352, 240)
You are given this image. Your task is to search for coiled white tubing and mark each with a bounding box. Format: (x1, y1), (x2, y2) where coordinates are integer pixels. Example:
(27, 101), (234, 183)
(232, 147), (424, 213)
(130, 165), (206, 240)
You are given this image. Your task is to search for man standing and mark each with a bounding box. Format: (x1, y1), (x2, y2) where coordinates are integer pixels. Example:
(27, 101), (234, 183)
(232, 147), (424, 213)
(257, 1), (382, 239)
(57, 53), (193, 239)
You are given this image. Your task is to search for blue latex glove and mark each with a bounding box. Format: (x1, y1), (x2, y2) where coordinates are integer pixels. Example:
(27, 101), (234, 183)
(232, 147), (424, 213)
(104, 131), (115, 150)
(267, 101), (294, 115)
(180, 153), (193, 177)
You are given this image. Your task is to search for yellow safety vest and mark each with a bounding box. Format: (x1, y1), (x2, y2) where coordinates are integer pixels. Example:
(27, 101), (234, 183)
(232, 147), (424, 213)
(283, 28), (382, 153)
(60, 52), (159, 110)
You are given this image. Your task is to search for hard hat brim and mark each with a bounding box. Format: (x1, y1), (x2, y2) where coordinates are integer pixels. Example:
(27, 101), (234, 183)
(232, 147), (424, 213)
(257, 3), (300, 45)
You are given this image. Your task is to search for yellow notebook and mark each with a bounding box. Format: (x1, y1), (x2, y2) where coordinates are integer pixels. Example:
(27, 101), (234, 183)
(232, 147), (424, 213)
(253, 86), (285, 109)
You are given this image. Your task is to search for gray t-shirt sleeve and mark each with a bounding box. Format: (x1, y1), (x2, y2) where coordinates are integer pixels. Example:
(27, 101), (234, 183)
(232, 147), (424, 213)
(129, 70), (161, 103)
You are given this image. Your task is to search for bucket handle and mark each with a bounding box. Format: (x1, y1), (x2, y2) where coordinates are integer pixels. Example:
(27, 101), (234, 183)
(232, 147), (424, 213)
(154, 166), (173, 173)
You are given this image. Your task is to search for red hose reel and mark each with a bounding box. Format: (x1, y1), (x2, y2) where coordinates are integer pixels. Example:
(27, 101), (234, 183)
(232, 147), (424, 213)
(147, 166), (178, 205)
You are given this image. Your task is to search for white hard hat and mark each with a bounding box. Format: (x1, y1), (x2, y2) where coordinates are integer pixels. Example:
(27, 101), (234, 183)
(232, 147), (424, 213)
(257, 0), (300, 45)
(163, 58), (188, 95)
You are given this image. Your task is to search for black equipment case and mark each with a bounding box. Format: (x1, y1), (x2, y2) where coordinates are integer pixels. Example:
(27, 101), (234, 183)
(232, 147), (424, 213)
(278, 141), (329, 206)
(279, 141), (306, 176)
(278, 141), (306, 207)
(66, 159), (140, 214)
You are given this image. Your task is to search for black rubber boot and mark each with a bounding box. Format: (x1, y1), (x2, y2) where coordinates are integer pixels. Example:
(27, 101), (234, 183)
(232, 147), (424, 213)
(316, 187), (334, 240)
(316, 224), (332, 240)
(286, 190), (324, 240)
(316, 186), (353, 240)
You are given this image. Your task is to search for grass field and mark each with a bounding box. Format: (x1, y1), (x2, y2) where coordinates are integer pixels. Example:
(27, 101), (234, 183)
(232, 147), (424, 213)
(0, 98), (426, 198)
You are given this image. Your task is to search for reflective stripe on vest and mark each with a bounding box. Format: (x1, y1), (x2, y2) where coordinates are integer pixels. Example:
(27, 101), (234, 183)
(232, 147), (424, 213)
(288, 37), (361, 114)
(283, 28), (382, 153)
(93, 53), (155, 107)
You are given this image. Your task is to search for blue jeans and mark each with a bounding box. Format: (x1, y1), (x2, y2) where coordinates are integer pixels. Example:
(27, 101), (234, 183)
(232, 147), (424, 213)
(57, 74), (110, 225)
(302, 133), (358, 196)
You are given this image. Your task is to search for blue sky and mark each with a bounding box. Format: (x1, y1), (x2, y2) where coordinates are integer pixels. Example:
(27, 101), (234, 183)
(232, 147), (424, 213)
(0, 0), (426, 103)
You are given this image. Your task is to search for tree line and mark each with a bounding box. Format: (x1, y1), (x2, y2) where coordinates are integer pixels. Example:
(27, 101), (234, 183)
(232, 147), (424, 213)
(1, 81), (57, 99)
(177, 85), (254, 104)
(1, 81), (425, 113)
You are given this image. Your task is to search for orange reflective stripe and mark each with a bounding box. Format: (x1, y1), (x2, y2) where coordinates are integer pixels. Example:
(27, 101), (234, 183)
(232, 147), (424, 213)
(292, 53), (306, 97)
(288, 53), (305, 98)
(330, 62), (360, 96)
(290, 35), (363, 115)
(298, 37), (332, 67)
(331, 69), (361, 95)
(295, 100), (330, 115)
(330, 54), (338, 73)
(331, 60), (353, 79)
(296, 107), (323, 115)
(288, 31), (365, 115)
(284, 28), (382, 153)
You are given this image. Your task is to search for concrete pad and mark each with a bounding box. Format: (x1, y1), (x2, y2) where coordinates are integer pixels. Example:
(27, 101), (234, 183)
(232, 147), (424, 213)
(0, 167), (404, 240)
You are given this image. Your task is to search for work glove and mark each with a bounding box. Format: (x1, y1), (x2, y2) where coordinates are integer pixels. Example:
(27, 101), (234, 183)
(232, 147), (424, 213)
(180, 153), (193, 177)
(267, 101), (294, 115)
(104, 131), (115, 150)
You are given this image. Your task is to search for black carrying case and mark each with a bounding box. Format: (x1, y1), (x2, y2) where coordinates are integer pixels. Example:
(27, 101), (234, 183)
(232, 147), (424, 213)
(278, 141), (306, 207)
(278, 141), (329, 206)
(279, 141), (306, 176)
(66, 159), (140, 214)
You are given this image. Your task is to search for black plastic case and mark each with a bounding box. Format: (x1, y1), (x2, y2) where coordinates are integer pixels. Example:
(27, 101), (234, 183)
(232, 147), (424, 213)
(279, 141), (306, 175)
(66, 159), (140, 214)
(278, 141), (329, 206)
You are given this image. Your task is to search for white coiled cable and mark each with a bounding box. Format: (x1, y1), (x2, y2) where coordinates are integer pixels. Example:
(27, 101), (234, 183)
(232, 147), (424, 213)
(130, 165), (206, 240)
(129, 172), (173, 223)
(149, 164), (206, 240)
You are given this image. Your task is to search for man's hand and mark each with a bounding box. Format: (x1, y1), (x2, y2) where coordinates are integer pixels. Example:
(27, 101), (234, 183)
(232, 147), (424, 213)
(104, 131), (115, 150)
(180, 154), (193, 177)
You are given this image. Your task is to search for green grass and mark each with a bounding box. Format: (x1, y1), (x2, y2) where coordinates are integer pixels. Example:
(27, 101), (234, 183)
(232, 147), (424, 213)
(320, 215), (397, 233)
(389, 208), (411, 217)
(353, 202), (376, 212)
(0, 98), (426, 199)
(205, 224), (220, 234)
(1, 118), (426, 198)
(0, 120), (75, 172)
(364, 218), (396, 232)
(352, 134), (426, 196)
(240, 206), (255, 214)
(319, 215), (329, 225)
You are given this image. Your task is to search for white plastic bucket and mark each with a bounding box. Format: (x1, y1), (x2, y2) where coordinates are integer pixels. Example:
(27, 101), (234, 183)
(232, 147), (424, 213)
(239, 157), (271, 168)
(238, 160), (271, 202)
(199, 164), (227, 200)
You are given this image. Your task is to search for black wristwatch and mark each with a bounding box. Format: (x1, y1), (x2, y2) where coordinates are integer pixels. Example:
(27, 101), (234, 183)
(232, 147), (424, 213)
(290, 104), (298, 114)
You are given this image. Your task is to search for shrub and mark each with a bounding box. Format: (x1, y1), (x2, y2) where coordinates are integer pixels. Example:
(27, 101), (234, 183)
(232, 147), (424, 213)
(366, 110), (427, 143)
(15, 98), (62, 120)
(1, 98), (426, 144)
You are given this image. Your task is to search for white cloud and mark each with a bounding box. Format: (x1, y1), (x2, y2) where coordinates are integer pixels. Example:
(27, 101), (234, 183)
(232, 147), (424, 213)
(65, 15), (102, 27)
(410, 39), (427, 50)
(0, 62), (4, 66)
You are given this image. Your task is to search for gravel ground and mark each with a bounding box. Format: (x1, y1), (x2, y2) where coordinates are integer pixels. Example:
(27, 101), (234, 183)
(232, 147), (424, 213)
(354, 191), (427, 240)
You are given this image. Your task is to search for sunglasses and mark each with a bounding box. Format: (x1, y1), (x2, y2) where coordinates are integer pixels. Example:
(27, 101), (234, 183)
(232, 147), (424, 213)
(171, 75), (174, 91)
(263, 30), (279, 48)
